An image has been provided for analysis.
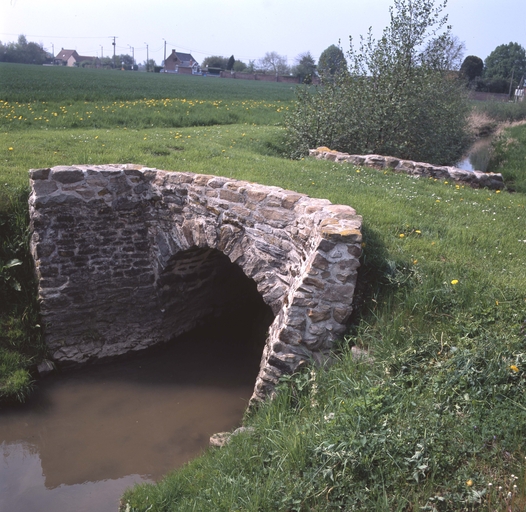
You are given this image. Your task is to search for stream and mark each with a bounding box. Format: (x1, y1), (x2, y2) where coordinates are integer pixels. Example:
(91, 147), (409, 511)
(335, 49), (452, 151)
(0, 315), (266, 512)
(455, 136), (493, 172)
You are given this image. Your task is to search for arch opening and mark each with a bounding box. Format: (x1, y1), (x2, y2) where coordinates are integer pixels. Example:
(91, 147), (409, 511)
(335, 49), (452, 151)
(157, 246), (274, 360)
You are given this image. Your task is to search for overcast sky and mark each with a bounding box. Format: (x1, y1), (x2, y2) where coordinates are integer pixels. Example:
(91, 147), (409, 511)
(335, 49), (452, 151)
(1, 0), (524, 67)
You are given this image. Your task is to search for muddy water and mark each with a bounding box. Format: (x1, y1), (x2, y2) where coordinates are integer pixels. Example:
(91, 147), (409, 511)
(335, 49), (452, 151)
(0, 314), (268, 512)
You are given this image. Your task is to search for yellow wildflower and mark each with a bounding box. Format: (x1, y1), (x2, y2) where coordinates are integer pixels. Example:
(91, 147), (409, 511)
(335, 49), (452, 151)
(466, 479), (473, 487)
(451, 279), (459, 285)
(510, 365), (519, 373)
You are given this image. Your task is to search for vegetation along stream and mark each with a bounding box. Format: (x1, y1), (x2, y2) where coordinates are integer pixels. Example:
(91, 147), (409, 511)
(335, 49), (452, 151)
(0, 305), (271, 512)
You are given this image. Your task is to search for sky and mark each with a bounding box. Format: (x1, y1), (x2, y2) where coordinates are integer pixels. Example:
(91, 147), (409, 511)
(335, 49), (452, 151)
(1, 0), (525, 68)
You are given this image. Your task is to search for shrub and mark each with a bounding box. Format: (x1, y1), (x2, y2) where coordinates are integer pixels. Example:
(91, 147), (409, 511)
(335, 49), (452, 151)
(285, 0), (471, 166)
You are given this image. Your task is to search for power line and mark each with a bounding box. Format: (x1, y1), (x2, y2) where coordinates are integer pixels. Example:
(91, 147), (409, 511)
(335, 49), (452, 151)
(163, 40), (260, 62)
(0, 31), (106, 39)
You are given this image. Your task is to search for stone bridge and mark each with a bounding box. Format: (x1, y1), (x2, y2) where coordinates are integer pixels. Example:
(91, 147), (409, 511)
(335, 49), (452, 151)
(29, 165), (362, 402)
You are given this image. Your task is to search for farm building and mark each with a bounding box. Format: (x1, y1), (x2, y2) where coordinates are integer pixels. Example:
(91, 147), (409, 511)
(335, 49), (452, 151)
(55, 49), (99, 67)
(163, 49), (200, 74)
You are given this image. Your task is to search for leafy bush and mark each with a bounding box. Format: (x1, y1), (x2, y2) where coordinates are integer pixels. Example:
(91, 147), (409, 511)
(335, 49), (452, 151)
(285, 0), (471, 165)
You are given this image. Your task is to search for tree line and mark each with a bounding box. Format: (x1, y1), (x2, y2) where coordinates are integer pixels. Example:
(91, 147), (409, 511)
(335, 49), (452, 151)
(3, 32), (524, 93)
(0, 35), (50, 65)
(460, 43), (526, 93)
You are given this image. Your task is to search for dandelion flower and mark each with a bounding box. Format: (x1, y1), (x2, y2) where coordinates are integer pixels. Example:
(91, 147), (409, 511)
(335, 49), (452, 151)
(399, 234), (405, 238)
(451, 279), (459, 285)
(8, 147), (13, 151)
(466, 479), (473, 487)
(510, 365), (519, 373)
(415, 230), (421, 234)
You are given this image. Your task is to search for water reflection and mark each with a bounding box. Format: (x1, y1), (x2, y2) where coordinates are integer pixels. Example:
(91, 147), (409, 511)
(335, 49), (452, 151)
(1, 443), (147, 512)
(0, 310), (269, 512)
(456, 137), (493, 172)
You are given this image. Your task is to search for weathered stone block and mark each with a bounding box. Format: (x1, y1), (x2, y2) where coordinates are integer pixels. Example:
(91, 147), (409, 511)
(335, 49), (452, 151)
(29, 165), (362, 404)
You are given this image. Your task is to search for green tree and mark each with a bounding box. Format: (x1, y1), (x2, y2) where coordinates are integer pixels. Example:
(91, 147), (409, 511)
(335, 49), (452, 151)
(233, 60), (247, 72)
(460, 55), (484, 81)
(0, 34), (48, 64)
(226, 55), (235, 71)
(317, 44), (347, 77)
(117, 54), (134, 68)
(144, 58), (156, 72)
(202, 55), (229, 70)
(484, 42), (526, 80)
(286, 0), (470, 166)
(292, 52), (317, 83)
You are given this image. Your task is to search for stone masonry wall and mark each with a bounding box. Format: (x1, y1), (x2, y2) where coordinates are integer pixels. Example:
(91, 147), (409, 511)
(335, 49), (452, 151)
(310, 147), (504, 189)
(29, 165), (362, 402)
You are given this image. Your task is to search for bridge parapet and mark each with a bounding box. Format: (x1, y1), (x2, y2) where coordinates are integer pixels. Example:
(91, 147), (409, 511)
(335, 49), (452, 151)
(29, 164), (362, 401)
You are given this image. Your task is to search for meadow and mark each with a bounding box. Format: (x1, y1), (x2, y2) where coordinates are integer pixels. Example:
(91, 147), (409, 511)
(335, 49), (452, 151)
(1, 62), (526, 510)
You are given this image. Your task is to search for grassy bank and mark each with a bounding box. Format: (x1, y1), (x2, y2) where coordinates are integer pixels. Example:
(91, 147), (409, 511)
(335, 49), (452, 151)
(1, 63), (526, 510)
(488, 121), (526, 193)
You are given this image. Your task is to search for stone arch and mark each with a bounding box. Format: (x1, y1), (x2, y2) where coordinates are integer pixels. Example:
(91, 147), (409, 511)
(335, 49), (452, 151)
(29, 165), (362, 402)
(156, 246), (274, 351)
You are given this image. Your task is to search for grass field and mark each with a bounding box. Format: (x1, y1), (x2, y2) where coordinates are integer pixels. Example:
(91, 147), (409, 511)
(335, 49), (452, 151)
(1, 62), (526, 511)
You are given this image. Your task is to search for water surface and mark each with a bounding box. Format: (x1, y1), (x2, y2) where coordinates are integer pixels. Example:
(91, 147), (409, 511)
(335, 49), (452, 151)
(0, 317), (265, 512)
(456, 136), (493, 172)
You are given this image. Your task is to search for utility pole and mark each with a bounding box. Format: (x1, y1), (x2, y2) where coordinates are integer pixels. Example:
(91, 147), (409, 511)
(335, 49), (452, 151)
(129, 45), (135, 67)
(100, 45), (103, 60)
(110, 36), (117, 68)
(163, 39), (166, 71)
(144, 43), (149, 72)
(509, 68), (515, 99)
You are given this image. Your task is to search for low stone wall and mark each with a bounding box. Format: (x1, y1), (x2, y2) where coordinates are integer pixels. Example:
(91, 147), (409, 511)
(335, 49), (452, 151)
(309, 148), (504, 190)
(29, 165), (362, 402)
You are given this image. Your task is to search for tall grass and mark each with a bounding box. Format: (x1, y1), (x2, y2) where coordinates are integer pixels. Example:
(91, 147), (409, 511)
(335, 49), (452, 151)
(0, 186), (46, 402)
(487, 122), (526, 193)
(472, 99), (526, 124)
(1, 63), (525, 510)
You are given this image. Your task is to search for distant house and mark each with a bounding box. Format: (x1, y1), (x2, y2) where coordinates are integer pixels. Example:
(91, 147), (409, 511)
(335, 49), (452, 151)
(163, 49), (200, 74)
(55, 49), (99, 67)
(515, 76), (525, 103)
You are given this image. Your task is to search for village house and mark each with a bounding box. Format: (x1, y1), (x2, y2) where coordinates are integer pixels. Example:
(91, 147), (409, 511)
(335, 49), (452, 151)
(515, 76), (525, 102)
(55, 49), (99, 67)
(163, 49), (200, 74)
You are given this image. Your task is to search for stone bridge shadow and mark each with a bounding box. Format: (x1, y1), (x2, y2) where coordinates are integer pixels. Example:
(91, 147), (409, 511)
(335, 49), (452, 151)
(29, 165), (362, 402)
